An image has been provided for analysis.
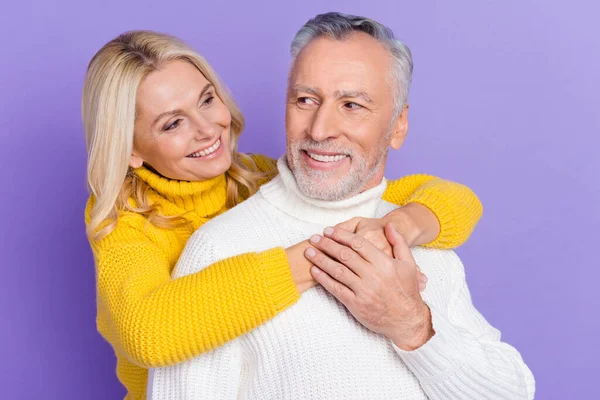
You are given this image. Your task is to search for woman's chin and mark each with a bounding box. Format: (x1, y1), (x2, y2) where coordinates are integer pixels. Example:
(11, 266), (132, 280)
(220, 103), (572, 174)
(185, 154), (232, 182)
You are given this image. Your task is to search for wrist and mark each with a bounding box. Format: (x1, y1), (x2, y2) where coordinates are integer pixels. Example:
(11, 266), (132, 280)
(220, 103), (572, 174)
(285, 241), (316, 293)
(387, 203), (440, 247)
(391, 304), (434, 351)
(383, 206), (422, 246)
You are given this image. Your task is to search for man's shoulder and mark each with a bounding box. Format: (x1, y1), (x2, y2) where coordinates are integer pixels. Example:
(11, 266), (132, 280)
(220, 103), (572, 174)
(190, 190), (283, 252)
(411, 246), (462, 268)
(200, 193), (268, 235)
(411, 246), (466, 299)
(179, 193), (273, 270)
(375, 200), (399, 217)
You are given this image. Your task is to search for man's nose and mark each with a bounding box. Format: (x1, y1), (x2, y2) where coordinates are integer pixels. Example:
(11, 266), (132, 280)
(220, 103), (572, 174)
(309, 104), (341, 142)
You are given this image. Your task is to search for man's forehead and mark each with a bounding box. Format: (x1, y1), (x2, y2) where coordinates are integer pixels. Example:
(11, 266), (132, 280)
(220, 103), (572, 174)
(289, 35), (391, 98)
(293, 53), (373, 80)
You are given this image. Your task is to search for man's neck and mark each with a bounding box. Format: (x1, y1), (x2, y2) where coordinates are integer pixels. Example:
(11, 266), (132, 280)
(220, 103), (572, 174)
(258, 156), (388, 227)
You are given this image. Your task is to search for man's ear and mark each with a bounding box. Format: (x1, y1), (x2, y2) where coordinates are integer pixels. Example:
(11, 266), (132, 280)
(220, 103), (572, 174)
(390, 105), (409, 150)
(129, 150), (144, 169)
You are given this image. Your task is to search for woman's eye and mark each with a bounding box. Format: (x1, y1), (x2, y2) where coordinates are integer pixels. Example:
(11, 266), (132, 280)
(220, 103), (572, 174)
(164, 119), (182, 131)
(202, 95), (214, 106)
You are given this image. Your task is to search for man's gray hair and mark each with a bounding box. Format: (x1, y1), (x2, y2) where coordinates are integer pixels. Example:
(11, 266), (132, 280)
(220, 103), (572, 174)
(290, 12), (413, 113)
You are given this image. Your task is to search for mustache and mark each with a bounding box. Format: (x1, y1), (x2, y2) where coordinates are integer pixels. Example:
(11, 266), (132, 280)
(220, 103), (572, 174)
(292, 139), (354, 156)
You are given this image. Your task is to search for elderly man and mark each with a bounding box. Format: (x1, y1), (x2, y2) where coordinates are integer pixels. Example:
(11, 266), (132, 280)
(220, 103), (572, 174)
(148, 12), (535, 399)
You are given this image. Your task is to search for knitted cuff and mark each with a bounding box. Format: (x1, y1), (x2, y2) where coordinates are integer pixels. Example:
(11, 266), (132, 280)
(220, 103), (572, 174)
(256, 247), (301, 313)
(407, 196), (456, 249)
(391, 303), (468, 382)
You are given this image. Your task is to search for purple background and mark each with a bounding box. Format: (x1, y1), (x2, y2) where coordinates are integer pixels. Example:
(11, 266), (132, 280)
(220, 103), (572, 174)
(1, 0), (598, 398)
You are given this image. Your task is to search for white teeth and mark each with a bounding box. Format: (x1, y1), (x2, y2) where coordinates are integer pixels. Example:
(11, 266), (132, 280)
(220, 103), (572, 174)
(189, 139), (221, 158)
(307, 152), (347, 163)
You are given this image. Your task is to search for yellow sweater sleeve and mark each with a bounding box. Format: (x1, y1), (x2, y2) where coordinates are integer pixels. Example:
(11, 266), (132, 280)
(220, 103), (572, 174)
(90, 213), (300, 368)
(383, 175), (483, 249)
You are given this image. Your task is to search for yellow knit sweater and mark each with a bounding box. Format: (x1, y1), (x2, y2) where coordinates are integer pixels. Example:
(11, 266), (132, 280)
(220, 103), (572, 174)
(85, 154), (482, 399)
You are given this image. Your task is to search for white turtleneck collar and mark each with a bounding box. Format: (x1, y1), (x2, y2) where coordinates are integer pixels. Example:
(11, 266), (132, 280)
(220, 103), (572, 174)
(258, 156), (388, 227)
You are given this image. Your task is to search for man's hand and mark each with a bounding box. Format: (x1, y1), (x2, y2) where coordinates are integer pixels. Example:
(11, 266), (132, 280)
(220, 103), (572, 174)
(305, 223), (434, 351)
(336, 214), (428, 291)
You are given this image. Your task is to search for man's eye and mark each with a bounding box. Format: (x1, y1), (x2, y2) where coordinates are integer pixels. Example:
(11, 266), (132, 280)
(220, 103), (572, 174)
(164, 119), (182, 131)
(343, 102), (362, 110)
(298, 97), (317, 105)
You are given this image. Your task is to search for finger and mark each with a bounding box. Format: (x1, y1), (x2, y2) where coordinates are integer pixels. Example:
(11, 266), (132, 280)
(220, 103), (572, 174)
(309, 234), (368, 278)
(363, 231), (393, 257)
(305, 246), (362, 291)
(322, 227), (382, 264)
(384, 222), (414, 262)
(311, 265), (356, 305)
(335, 217), (361, 233)
(419, 272), (428, 292)
(382, 246), (393, 257)
(373, 241), (393, 257)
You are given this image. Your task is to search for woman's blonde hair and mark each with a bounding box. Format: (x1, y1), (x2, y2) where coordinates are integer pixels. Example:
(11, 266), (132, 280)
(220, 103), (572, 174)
(83, 30), (270, 241)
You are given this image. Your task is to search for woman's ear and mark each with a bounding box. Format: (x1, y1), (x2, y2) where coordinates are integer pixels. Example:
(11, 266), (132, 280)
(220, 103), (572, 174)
(129, 152), (143, 169)
(390, 105), (409, 150)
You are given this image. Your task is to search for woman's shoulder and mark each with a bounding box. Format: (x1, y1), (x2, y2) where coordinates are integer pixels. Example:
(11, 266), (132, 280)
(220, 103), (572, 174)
(85, 195), (158, 246)
(85, 195), (145, 225)
(247, 153), (278, 174)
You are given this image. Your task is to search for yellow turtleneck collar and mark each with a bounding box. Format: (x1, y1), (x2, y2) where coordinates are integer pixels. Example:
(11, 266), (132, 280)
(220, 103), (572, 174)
(134, 165), (228, 219)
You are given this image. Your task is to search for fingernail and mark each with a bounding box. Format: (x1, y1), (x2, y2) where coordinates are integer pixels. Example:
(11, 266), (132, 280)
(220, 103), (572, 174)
(305, 248), (316, 258)
(310, 235), (321, 244)
(311, 266), (320, 275)
(324, 227), (334, 236)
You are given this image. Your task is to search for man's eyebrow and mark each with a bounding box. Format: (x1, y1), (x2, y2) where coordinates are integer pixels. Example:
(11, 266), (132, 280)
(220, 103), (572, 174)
(151, 83), (214, 127)
(291, 85), (322, 97)
(334, 89), (373, 104)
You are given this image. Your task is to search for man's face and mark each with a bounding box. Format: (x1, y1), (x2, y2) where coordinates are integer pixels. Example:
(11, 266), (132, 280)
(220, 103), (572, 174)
(286, 32), (408, 201)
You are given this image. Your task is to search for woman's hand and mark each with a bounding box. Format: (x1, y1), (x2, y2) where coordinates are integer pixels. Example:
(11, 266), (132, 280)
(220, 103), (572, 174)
(336, 217), (395, 256)
(336, 205), (436, 291)
(285, 241), (317, 293)
(336, 203), (441, 250)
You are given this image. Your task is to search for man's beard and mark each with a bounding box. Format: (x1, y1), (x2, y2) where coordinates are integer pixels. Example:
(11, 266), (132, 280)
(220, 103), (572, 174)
(287, 138), (387, 201)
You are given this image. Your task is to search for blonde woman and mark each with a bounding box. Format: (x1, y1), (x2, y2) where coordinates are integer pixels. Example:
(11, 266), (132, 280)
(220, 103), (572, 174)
(83, 30), (482, 399)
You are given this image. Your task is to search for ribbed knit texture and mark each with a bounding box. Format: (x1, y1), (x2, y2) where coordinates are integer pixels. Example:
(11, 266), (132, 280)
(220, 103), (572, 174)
(150, 158), (534, 399)
(85, 154), (484, 399)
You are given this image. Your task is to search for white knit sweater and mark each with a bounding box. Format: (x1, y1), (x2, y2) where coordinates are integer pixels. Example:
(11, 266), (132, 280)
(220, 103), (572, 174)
(148, 157), (535, 400)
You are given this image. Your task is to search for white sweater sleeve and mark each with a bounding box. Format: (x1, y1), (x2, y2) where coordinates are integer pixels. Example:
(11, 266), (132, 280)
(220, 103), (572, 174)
(393, 251), (536, 399)
(147, 231), (244, 400)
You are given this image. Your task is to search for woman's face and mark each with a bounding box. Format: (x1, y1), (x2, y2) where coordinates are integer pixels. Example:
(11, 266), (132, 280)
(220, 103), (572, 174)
(131, 60), (233, 182)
